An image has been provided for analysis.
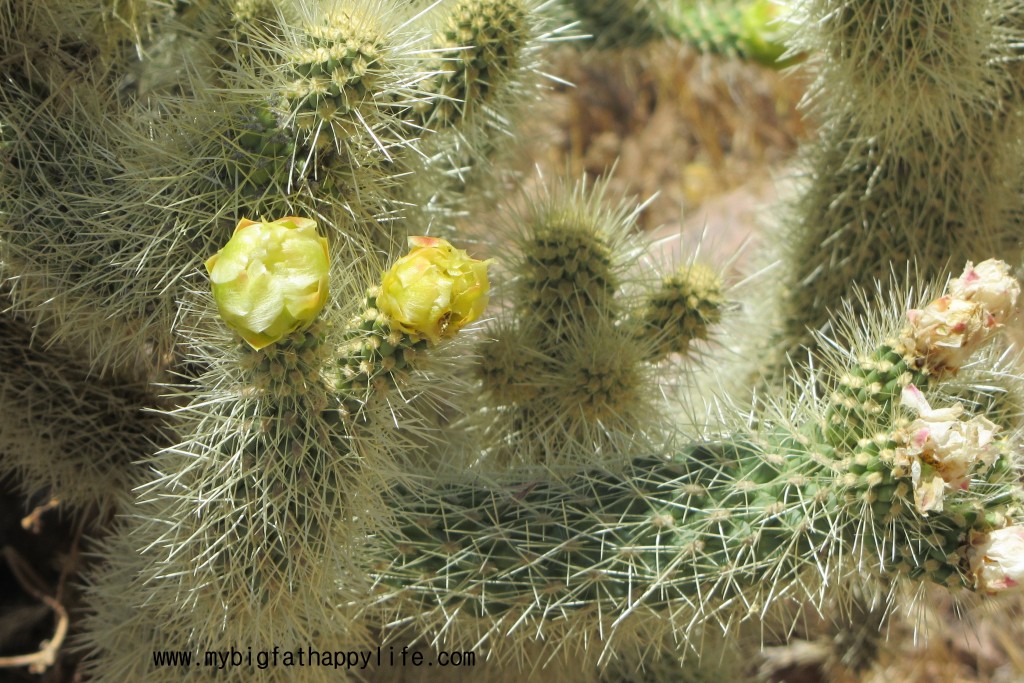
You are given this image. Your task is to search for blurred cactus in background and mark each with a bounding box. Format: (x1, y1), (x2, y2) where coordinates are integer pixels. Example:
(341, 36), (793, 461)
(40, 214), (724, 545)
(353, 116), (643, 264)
(770, 0), (1024, 375)
(567, 0), (792, 66)
(2, 1), (1024, 682)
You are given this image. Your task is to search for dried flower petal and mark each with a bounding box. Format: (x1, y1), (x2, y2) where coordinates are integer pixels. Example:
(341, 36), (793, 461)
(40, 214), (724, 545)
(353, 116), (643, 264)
(910, 459), (945, 515)
(904, 296), (990, 373)
(896, 385), (999, 514)
(948, 259), (1020, 324)
(903, 260), (1020, 373)
(970, 526), (1024, 593)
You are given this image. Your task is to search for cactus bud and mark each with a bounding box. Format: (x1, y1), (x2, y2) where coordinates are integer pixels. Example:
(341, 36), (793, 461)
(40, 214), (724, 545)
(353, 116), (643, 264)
(969, 526), (1024, 593)
(376, 236), (491, 343)
(205, 216), (330, 350)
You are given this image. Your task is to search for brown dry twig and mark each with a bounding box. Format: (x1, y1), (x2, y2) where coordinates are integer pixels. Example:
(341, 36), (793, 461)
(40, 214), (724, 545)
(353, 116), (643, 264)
(21, 497), (60, 533)
(0, 546), (69, 674)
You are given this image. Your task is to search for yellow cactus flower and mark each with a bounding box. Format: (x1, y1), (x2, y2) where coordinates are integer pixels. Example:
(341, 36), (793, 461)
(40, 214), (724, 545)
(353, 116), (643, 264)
(377, 236), (491, 343)
(205, 216), (330, 350)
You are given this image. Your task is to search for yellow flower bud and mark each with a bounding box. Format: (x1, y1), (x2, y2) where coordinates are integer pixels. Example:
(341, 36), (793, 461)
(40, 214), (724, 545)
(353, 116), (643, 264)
(377, 236), (491, 343)
(205, 216), (330, 350)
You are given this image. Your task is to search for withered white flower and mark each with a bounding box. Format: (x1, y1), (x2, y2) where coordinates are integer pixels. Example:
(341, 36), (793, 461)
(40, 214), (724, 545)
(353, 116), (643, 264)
(904, 259), (1020, 373)
(948, 259), (1020, 324)
(970, 526), (1024, 593)
(897, 384), (999, 514)
(904, 296), (990, 373)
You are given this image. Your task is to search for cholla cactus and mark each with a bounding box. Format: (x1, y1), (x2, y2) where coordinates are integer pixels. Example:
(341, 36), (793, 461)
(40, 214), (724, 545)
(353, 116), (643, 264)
(369, 260), (1024, 668)
(565, 0), (671, 47)
(4, 1), (1024, 682)
(567, 0), (791, 66)
(672, 0), (792, 66)
(81, 225), (493, 682)
(769, 0), (1024, 373)
(473, 176), (727, 465)
(412, 0), (533, 131)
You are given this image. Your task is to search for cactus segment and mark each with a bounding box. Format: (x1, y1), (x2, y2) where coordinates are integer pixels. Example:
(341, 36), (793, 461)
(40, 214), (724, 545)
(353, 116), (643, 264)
(282, 9), (391, 143)
(672, 1), (791, 67)
(372, 424), (1017, 662)
(567, 0), (670, 48)
(636, 263), (724, 360)
(771, 0), (1024, 374)
(336, 288), (431, 405)
(567, 0), (791, 66)
(473, 178), (728, 466)
(80, 318), (391, 681)
(412, 0), (532, 131)
(372, 322), (1023, 663)
(0, 307), (169, 516)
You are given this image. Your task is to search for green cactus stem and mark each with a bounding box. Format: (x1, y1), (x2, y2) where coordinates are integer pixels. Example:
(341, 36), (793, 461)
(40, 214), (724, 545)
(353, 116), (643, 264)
(412, 0), (532, 131)
(770, 0), (1023, 375)
(372, 337), (1020, 667)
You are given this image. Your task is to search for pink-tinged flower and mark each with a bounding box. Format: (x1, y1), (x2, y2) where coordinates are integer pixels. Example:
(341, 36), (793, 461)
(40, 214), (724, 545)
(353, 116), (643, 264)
(206, 216), (329, 350)
(896, 384), (999, 514)
(970, 526), (1024, 593)
(904, 296), (991, 373)
(377, 236), (491, 343)
(948, 259), (1020, 324)
(904, 260), (1020, 373)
